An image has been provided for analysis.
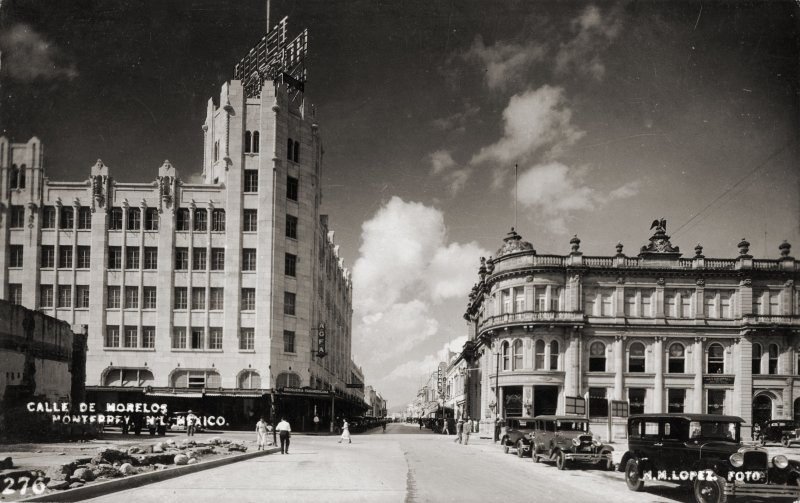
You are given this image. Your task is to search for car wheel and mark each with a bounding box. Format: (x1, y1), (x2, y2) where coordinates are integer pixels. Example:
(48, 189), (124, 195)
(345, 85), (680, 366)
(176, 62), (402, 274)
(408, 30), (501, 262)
(625, 459), (645, 492)
(556, 451), (568, 470)
(693, 475), (727, 503)
(503, 439), (510, 454)
(516, 441), (525, 458)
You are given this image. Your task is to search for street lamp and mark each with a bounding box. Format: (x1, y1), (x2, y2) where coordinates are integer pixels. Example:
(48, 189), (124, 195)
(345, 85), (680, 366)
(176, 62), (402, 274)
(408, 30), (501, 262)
(494, 350), (501, 442)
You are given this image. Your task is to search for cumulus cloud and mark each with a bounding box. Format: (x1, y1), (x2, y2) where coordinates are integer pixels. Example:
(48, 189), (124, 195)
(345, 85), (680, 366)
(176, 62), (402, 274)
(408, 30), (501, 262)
(356, 300), (439, 364)
(555, 5), (622, 81)
(430, 150), (456, 175)
(383, 336), (467, 382)
(0, 23), (78, 81)
(471, 85), (584, 166)
(429, 150), (472, 195)
(462, 36), (545, 91)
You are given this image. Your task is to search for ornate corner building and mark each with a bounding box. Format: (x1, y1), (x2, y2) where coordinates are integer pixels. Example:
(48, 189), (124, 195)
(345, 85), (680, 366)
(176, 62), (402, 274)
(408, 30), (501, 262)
(0, 17), (365, 429)
(461, 222), (799, 439)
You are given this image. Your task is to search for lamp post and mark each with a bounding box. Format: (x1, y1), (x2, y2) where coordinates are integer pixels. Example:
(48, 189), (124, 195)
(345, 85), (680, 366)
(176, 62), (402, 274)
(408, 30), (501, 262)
(495, 351), (501, 442)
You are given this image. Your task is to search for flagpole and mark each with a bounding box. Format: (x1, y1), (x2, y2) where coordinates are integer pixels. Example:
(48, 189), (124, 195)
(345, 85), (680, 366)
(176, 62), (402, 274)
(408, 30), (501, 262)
(514, 163), (518, 230)
(266, 0), (271, 33)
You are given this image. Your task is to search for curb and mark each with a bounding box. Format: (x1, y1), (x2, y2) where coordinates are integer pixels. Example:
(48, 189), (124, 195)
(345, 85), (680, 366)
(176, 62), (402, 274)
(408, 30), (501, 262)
(23, 447), (280, 502)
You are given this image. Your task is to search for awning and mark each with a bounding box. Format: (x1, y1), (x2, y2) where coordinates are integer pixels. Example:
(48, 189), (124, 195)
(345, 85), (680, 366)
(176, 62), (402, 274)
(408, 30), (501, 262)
(146, 391), (204, 398)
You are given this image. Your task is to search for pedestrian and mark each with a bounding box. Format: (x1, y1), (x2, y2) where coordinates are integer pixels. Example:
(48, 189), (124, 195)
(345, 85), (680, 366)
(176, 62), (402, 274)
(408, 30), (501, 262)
(338, 419), (352, 444)
(454, 416), (464, 444)
(382, 421), (387, 433)
(494, 417), (501, 443)
(314, 414), (320, 433)
(418, 418), (423, 430)
(186, 410), (198, 437)
(442, 418), (450, 435)
(255, 416), (269, 450)
(276, 416), (291, 454)
(464, 416), (473, 445)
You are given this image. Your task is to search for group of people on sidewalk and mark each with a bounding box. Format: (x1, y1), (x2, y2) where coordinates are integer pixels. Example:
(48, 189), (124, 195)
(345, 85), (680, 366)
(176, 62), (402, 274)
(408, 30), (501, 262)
(255, 417), (354, 452)
(453, 416), (474, 445)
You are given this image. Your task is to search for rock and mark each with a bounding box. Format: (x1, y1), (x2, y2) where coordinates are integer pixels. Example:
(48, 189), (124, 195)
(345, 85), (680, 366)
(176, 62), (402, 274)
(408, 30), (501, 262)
(152, 443), (164, 453)
(0, 457), (13, 469)
(47, 479), (71, 490)
(187, 446), (214, 457)
(58, 452), (66, 456)
(193, 441), (209, 447)
(68, 481), (85, 489)
(174, 454), (189, 465)
(207, 436), (222, 445)
(227, 443), (247, 452)
(91, 464), (122, 479)
(92, 447), (134, 465)
(153, 463), (168, 470)
(35, 450), (43, 453)
(187, 458), (197, 465)
(71, 467), (95, 482)
(75, 456), (93, 464)
(127, 446), (144, 455)
(135, 453), (175, 465)
(119, 463), (135, 475)
(219, 439), (231, 445)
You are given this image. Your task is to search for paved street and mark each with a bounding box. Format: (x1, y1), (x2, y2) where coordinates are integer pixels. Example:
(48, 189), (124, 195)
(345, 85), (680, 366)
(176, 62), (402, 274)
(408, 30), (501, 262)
(84, 423), (693, 503)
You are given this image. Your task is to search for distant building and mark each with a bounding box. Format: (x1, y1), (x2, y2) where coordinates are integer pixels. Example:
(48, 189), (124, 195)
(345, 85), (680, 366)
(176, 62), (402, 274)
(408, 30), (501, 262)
(459, 223), (799, 439)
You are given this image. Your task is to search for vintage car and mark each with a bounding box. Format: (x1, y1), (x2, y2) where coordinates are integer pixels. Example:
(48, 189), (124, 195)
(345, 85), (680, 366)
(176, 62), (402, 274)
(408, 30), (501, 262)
(755, 419), (798, 446)
(500, 418), (536, 458)
(621, 413), (800, 503)
(527, 415), (614, 470)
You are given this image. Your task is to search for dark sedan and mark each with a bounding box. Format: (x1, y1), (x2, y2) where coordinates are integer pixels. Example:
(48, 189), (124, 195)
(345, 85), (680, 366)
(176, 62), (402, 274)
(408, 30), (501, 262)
(501, 418), (536, 458)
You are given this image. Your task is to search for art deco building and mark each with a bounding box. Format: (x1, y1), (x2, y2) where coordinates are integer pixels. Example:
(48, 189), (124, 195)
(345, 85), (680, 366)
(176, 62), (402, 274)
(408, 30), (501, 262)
(0, 17), (364, 429)
(461, 223), (799, 439)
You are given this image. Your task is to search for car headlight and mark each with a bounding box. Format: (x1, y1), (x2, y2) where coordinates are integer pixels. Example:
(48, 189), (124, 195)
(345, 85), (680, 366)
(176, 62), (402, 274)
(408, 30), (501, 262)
(729, 453), (744, 468)
(773, 455), (789, 469)
(592, 438), (601, 446)
(571, 438), (581, 446)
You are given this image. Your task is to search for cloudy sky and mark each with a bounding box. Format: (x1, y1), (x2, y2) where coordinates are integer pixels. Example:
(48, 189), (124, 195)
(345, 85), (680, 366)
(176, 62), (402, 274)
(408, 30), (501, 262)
(2, 1), (798, 410)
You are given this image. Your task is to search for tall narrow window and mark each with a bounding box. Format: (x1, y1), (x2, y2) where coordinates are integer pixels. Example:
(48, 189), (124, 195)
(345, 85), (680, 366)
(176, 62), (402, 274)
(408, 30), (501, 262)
(284, 292), (296, 315)
(600, 289), (613, 316)
(589, 388), (608, 417)
(191, 287), (205, 310)
(174, 287), (188, 309)
(143, 287), (157, 309)
(57, 286), (72, 308)
(145, 208), (159, 230)
(513, 339), (523, 370)
(60, 207), (74, 229)
(501, 341), (510, 371)
(9, 245), (23, 268)
(769, 344), (779, 374)
(628, 342), (645, 372)
(668, 389), (685, 413)
(287, 138), (293, 160)
(9, 165), (18, 189)
(124, 326), (138, 348)
(107, 286), (121, 308)
(534, 340), (545, 370)
(193, 209), (207, 232)
(192, 248), (207, 270)
(191, 328), (204, 349)
(624, 291), (637, 317)
(641, 290), (653, 317)
(705, 292), (718, 319)
(125, 246), (140, 269)
(241, 289), (256, 311)
(42, 206), (56, 228)
(244, 130), (252, 153)
(668, 343), (685, 373)
(109, 208), (123, 230)
(286, 176), (298, 201)
(550, 340), (559, 370)
(77, 246), (91, 268)
(244, 170), (258, 192)
(515, 288), (525, 313)
(589, 341), (606, 372)
(76, 285), (90, 308)
(629, 388), (646, 415)
(18, 165), (25, 188)
(211, 209), (225, 231)
(752, 343), (762, 375)
(707, 389), (726, 415)
(243, 210), (257, 231)
(10, 206), (25, 228)
(124, 286), (139, 309)
(293, 140), (300, 162)
(537, 290), (547, 312)
(175, 247), (188, 270)
(78, 207), (92, 229)
(285, 253), (297, 277)
(242, 249), (257, 271)
(707, 343), (725, 374)
(502, 290), (512, 315)
(252, 131), (260, 153)
(680, 290), (693, 318)
(58, 246), (73, 268)
(769, 291), (781, 315)
(8, 284), (21, 304)
(127, 208), (140, 230)
(209, 288), (224, 310)
(142, 327), (155, 348)
(172, 327), (187, 349)
(210, 248), (225, 270)
(666, 290), (678, 318)
(240, 328), (254, 350)
(143, 247), (158, 269)
(284, 330), (295, 353)
(40, 285), (54, 307)
(209, 328), (223, 350)
(721, 291), (733, 318)
(550, 288), (560, 311)
(106, 327), (120, 348)
(286, 214), (298, 239)
(176, 209), (190, 231)
(41, 246), (54, 268)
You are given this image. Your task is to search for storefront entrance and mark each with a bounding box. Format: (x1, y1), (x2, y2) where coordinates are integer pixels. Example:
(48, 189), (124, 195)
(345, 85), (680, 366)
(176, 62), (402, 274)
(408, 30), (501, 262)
(533, 386), (558, 416)
(753, 394), (772, 427)
(504, 386), (523, 417)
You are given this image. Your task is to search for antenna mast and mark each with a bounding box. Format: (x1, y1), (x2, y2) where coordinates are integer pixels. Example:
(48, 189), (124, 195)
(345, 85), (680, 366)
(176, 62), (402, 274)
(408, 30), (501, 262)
(266, 0), (271, 33)
(514, 163), (518, 230)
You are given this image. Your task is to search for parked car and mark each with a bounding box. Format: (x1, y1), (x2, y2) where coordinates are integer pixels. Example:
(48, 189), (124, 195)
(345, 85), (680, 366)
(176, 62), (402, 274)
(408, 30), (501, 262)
(621, 413), (800, 503)
(500, 418), (536, 458)
(527, 415), (613, 470)
(755, 419), (797, 446)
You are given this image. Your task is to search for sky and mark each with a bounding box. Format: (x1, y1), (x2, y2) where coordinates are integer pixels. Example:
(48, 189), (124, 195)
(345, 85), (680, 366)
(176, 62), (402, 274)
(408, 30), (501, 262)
(1, 0), (799, 411)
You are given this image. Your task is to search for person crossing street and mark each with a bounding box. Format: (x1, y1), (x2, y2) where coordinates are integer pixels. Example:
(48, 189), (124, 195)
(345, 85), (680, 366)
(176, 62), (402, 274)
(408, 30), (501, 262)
(276, 417), (291, 454)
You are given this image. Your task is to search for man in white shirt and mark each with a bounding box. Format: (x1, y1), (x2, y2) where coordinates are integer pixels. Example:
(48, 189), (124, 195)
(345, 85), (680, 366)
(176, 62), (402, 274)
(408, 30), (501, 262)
(186, 410), (198, 437)
(276, 417), (291, 454)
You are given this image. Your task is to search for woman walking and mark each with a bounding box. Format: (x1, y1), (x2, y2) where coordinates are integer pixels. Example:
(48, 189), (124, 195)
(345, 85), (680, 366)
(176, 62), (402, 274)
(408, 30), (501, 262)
(338, 419), (352, 444)
(256, 416), (269, 450)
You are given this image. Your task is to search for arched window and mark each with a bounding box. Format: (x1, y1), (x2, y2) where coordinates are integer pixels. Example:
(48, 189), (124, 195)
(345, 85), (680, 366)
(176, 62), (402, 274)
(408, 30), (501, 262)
(287, 138), (293, 160)
(752, 343), (762, 375)
(534, 340), (545, 369)
(276, 371), (301, 388)
(252, 131), (260, 153)
(512, 340), (524, 370)
(171, 369), (220, 388)
(707, 343), (725, 374)
(668, 343), (685, 373)
(103, 368), (154, 387)
(238, 370), (261, 389)
(550, 340), (559, 370)
(501, 341), (510, 371)
(293, 140), (300, 162)
(589, 341), (606, 372)
(628, 342), (645, 372)
(769, 344), (779, 375)
(18, 164), (25, 188)
(244, 131), (252, 153)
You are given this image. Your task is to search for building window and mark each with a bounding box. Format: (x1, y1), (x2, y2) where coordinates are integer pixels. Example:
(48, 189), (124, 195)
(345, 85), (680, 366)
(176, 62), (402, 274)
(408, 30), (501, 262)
(57, 286), (72, 308)
(213, 140), (219, 162)
(284, 330), (295, 353)
(752, 343), (762, 375)
(243, 210), (257, 231)
(78, 207), (92, 229)
(59, 207), (74, 229)
(769, 291), (781, 315)
(124, 326), (138, 348)
(191, 328), (204, 349)
(285, 253), (296, 277)
(77, 246), (91, 269)
(244, 170), (258, 192)
(244, 131), (252, 153)
(42, 206), (56, 228)
(286, 214), (298, 239)
(58, 246), (73, 269)
(240, 328), (255, 350)
(145, 208), (159, 230)
(127, 208), (140, 230)
(629, 388), (646, 415)
(628, 342), (645, 372)
(550, 340), (559, 370)
(39, 285), (54, 307)
(600, 289), (613, 316)
(241, 288), (256, 311)
(293, 140), (300, 162)
(550, 288), (560, 311)
(174, 287), (188, 309)
(143, 287), (157, 309)
(10, 206), (25, 228)
(106, 326), (120, 348)
(512, 339), (523, 370)
(287, 138), (293, 160)
(680, 290), (693, 318)
(242, 248), (257, 271)
(707, 389), (726, 415)
(209, 287), (224, 310)
(191, 287), (205, 310)
(707, 343), (725, 374)
(624, 291), (637, 317)
(9, 284), (22, 304)
(666, 290), (678, 318)
(668, 343), (685, 373)
(239, 370), (261, 389)
(534, 339), (545, 370)
(124, 286), (139, 309)
(75, 285), (89, 308)
(501, 341), (510, 371)
(210, 248), (225, 270)
(284, 291), (296, 315)
(209, 327), (222, 350)
(589, 341), (606, 372)
(175, 247), (188, 270)
(125, 247), (140, 269)
(142, 326), (155, 348)
(769, 344), (779, 375)
(287, 176), (298, 201)
(515, 288), (525, 313)
(211, 209), (225, 232)
(41, 245), (54, 268)
(9, 245), (23, 268)
(589, 388), (608, 417)
(192, 248), (207, 270)
(721, 291), (733, 318)
(704, 292), (717, 319)
(108, 246), (122, 269)
(502, 290), (512, 315)
(668, 389), (685, 413)
(143, 247), (158, 269)
(252, 131), (260, 153)
(172, 327), (187, 349)
(193, 209), (207, 232)
(176, 209), (190, 231)
(109, 208), (123, 230)
(107, 286), (121, 308)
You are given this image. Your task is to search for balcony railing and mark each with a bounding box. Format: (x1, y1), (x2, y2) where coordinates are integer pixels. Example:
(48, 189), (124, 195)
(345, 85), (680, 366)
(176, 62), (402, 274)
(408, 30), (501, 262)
(479, 310), (584, 331)
(704, 259), (737, 269)
(741, 314), (800, 326)
(584, 256), (614, 267)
